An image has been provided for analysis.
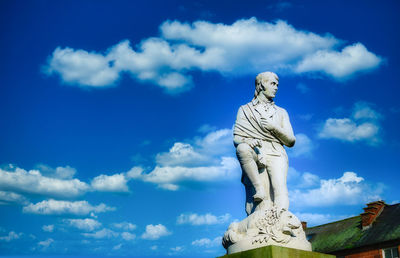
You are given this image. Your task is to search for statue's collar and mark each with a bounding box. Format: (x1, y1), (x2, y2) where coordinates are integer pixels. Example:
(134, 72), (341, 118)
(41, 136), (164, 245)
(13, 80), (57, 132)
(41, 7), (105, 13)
(252, 96), (274, 106)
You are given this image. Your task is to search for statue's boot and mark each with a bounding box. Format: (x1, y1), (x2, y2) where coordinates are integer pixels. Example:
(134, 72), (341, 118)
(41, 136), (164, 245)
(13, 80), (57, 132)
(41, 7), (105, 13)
(253, 187), (266, 202)
(241, 161), (266, 202)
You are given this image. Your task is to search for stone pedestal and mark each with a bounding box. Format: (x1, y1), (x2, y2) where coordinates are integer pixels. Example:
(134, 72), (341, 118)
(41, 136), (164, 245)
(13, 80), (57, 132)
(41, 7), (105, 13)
(217, 245), (335, 258)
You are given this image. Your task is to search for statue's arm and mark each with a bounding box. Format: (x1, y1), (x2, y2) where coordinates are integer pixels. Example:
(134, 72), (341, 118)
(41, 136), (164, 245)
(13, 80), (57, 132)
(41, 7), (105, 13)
(234, 134), (261, 149)
(233, 134), (244, 147)
(272, 109), (296, 147)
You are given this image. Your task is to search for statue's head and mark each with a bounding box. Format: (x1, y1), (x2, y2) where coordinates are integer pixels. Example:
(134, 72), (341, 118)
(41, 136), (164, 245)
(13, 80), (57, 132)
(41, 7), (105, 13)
(254, 71), (279, 99)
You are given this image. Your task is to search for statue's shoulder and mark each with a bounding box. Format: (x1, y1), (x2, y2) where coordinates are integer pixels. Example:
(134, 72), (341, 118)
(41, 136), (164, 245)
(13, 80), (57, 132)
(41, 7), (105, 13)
(238, 102), (253, 111)
(274, 105), (290, 117)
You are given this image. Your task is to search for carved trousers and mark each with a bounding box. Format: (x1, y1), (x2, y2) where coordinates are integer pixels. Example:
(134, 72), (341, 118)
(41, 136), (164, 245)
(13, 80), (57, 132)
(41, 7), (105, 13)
(236, 142), (289, 215)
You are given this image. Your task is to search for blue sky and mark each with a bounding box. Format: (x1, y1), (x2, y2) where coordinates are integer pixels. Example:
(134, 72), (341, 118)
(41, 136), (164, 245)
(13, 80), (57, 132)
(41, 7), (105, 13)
(1, 0), (399, 257)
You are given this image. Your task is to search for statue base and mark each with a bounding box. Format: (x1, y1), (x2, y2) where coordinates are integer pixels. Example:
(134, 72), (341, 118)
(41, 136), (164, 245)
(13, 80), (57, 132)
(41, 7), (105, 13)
(222, 206), (312, 254)
(217, 245), (335, 258)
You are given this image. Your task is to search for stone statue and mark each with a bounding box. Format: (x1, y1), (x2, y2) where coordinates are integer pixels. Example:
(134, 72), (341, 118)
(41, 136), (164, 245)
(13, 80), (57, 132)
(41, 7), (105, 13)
(222, 72), (311, 254)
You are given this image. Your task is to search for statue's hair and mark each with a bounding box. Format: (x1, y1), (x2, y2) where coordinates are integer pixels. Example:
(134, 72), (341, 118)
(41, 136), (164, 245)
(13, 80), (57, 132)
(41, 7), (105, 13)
(254, 72), (279, 97)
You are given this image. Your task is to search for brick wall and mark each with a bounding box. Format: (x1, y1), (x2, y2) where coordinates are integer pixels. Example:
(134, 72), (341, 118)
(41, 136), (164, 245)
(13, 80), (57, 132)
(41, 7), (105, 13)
(344, 249), (381, 258)
(338, 245), (400, 258)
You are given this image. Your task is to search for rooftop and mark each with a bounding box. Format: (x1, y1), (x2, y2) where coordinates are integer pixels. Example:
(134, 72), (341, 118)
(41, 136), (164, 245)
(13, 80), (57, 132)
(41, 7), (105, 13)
(306, 202), (400, 254)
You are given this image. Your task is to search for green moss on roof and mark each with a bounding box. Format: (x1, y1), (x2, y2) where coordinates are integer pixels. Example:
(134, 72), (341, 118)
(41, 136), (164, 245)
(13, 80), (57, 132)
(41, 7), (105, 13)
(306, 204), (400, 254)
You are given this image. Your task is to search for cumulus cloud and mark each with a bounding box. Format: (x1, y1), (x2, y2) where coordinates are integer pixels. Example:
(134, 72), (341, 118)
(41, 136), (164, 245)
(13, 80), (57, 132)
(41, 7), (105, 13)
(113, 243), (123, 250)
(141, 224), (171, 240)
(45, 18), (382, 92)
(319, 102), (383, 145)
(45, 47), (119, 87)
(290, 172), (383, 208)
(155, 142), (208, 167)
(192, 236), (221, 247)
(295, 43), (382, 79)
(287, 167), (320, 189)
(65, 218), (102, 231)
(111, 222), (137, 231)
(155, 129), (233, 167)
(0, 231), (23, 242)
(135, 157), (239, 191)
(35, 164), (77, 179)
(82, 228), (119, 239)
(0, 190), (28, 205)
(177, 213), (231, 225)
(42, 225), (54, 232)
(91, 173), (129, 192)
(0, 167), (89, 198)
(288, 133), (315, 158)
(23, 199), (115, 215)
(121, 232), (136, 241)
(170, 246), (184, 253)
(38, 238), (54, 249)
(128, 128), (240, 190)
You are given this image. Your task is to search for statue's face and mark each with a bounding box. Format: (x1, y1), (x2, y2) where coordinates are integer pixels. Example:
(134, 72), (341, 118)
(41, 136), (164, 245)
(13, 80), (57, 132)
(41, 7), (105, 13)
(261, 77), (279, 99)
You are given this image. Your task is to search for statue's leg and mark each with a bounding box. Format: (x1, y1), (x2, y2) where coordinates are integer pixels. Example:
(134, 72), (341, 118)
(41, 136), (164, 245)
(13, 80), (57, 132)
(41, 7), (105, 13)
(236, 143), (265, 202)
(266, 154), (289, 211)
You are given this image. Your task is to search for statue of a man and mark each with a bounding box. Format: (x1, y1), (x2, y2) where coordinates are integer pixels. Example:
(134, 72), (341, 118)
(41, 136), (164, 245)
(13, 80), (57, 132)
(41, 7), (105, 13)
(233, 71), (295, 215)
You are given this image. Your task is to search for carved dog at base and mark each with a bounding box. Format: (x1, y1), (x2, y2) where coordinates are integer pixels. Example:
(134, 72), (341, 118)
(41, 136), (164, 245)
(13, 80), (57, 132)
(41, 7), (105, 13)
(222, 207), (302, 249)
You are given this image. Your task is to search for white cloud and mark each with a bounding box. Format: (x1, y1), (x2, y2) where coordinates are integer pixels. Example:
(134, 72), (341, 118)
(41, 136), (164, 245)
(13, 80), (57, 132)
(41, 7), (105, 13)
(288, 133), (315, 158)
(42, 225), (54, 232)
(111, 222), (136, 231)
(170, 246), (184, 252)
(197, 124), (217, 134)
(38, 238), (54, 248)
(23, 199), (115, 215)
(319, 102), (382, 145)
(287, 167), (320, 189)
(192, 237), (221, 247)
(195, 128), (234, 156)
(319, 119), (379, 143)
(141, 224), (171, 240)
(295, 43), (382, 79)
(0, 231), (23, 242)
(155, 128), (233, 167)
(0, 167), (89, 198)
(129, 128), (240, 190)
(65, 218), (102, 231)
(121, 232), (136, 241)
(137, 157), (239, 190)
(113, 243), (122, 250)
(155, 142), (207, 167)
(82, 228), (118, 239)
(352, 102), (383, 121)
(297, 172), (320, 188)
(0, 190), (28, 205)
(177, 213), (231, 225)
(45, 47), (119, 87)
(91, 173), (129, 192)
(126, 167), (145, 179)
(46, 18), (382, 92)
(150, 245), (158, 250)
(35, 164), (77, 179)
(290, 172), (383, 208)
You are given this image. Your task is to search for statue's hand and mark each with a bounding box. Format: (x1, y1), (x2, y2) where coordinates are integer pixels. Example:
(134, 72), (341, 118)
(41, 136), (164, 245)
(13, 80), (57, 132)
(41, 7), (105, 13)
(248, 139), (261, 148)
(260, 117), (276, 132)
